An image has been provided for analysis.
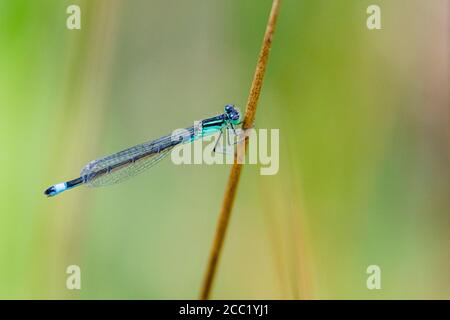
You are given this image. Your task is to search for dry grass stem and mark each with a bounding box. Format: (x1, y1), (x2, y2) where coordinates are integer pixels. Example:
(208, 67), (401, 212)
(200, 0), (282, 300)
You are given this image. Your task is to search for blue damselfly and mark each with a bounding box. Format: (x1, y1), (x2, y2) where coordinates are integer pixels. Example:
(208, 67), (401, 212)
(44, 105), (241, 197)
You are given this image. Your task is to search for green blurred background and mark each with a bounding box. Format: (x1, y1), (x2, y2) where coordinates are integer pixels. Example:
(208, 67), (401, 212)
(0, 0), (448, 299)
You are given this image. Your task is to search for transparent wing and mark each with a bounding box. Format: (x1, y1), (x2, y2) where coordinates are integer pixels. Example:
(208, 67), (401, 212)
(79, 128), (193, 188)
(82, 146), (174, 187)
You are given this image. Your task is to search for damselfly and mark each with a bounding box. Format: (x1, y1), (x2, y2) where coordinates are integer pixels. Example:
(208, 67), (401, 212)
(44, 105), (241, 197)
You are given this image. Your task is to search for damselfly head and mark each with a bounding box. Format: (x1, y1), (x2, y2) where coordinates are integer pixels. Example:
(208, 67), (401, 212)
(224, 104), (241, 124)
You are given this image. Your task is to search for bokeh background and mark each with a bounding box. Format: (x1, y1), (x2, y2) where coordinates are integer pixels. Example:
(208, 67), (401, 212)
(0, 0), (448, 299)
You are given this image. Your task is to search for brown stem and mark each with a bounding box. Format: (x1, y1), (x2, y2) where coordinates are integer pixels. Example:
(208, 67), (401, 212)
(200, 0), (282, 300)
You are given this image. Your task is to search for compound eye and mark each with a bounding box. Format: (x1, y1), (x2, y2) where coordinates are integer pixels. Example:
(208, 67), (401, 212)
(225, 104), (234, 113)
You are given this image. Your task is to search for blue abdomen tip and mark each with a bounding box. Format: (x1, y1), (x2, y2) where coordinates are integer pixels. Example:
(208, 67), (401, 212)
(44, 183), (67, 197)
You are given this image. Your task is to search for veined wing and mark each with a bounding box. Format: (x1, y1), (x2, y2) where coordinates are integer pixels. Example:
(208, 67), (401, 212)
(80, 133), (183, 187)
